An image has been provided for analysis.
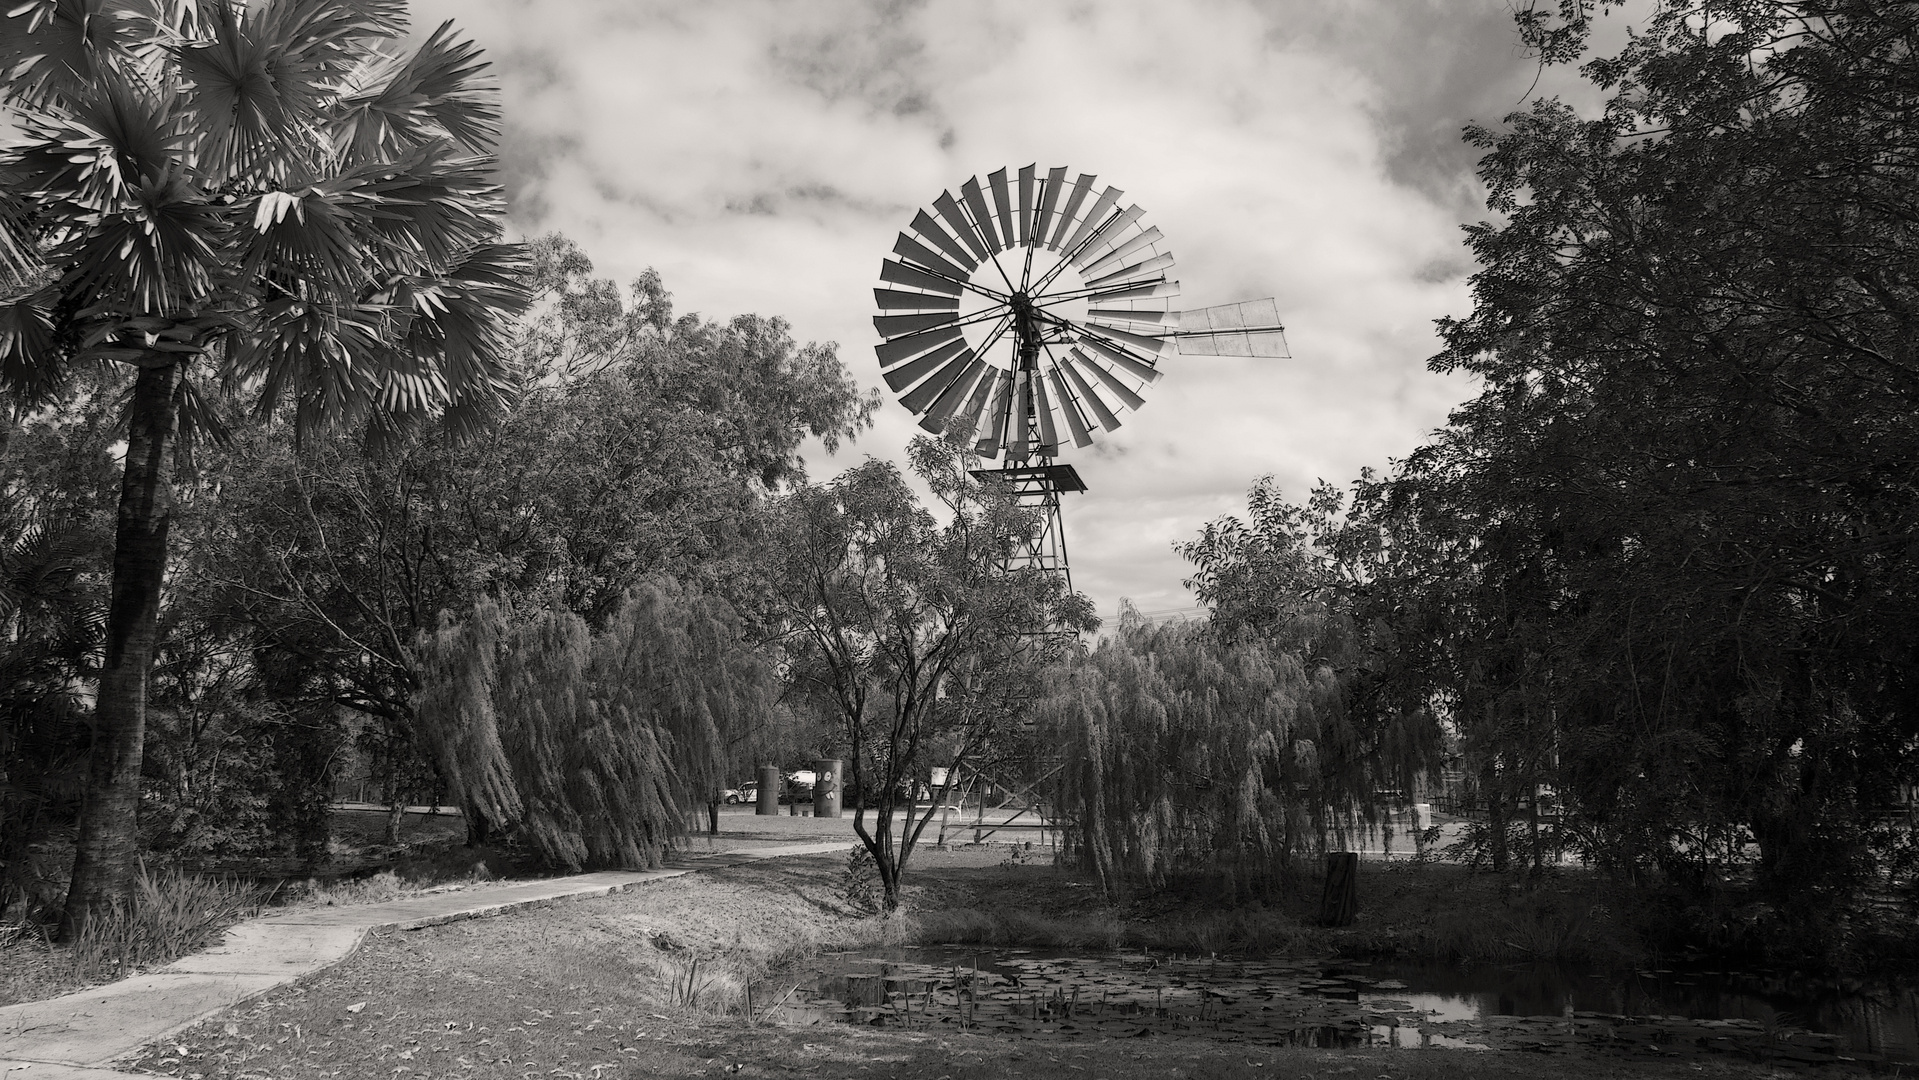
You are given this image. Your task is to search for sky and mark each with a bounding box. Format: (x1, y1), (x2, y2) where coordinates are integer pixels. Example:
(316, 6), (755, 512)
(412, 0), (1614, 624)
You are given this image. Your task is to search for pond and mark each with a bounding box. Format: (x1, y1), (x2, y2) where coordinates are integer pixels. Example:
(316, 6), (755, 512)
(757, 945), (1919, 1069)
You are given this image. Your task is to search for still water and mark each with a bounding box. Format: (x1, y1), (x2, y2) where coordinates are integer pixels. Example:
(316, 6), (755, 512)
(762, 945), (1919, 1068)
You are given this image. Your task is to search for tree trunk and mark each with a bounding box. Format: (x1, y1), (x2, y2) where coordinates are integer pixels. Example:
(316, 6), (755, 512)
(706, 799), (720, 836)
(63, 360), (182, 939)
(1487, 785), (1511, 873)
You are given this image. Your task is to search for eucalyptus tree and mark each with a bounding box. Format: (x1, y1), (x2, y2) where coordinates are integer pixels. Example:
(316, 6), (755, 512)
(0, 0), (528, 931)
(762, 437), (1096, 910)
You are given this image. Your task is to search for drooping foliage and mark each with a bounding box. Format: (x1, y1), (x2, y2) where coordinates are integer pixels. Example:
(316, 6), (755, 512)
(1045, 597), (1438, 900)
(413, 597), (523, 845)
(413, 579), (780, 870)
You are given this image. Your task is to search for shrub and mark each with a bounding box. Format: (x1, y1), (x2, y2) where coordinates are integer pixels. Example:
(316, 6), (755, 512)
(66, 864), (262, 983)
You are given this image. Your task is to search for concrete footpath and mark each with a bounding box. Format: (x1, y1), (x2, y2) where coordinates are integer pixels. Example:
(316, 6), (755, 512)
(0, 840), (857, 1079)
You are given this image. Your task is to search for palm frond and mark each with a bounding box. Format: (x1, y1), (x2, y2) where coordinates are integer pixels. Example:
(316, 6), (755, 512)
(0, 182), (41, 291)
(331, 141), (500, 271)
(237, 179), (372, 293)
(9, 70), (196, 222)
(62, 168), (224, 314)
(0, 284), (64, 406)
(171, 2), (304, 181)
(398, 238), (527, 397)
(330, 20), (498, 159)
(250, 0), (406, 99)
(0, 0), (150, 109)
(172, 367), (233, 466)
(231, 291), (390, 434)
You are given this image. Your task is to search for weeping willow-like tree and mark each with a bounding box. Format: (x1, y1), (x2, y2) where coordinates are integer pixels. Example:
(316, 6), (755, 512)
(414, 578), (777, 869)
(1044, 607), (1437, 900)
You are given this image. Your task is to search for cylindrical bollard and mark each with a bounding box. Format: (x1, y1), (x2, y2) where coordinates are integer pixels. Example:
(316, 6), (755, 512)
(756, 764), (780, 816)
(1319, 851), (1360, 927)
(814, 758), (843, 818)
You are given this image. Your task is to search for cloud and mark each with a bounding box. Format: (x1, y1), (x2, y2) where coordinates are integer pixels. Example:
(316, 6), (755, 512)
(413, 0), (1580, 620)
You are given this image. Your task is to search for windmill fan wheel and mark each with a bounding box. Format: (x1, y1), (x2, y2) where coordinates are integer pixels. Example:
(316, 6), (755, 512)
(872, 165), (1179, 461)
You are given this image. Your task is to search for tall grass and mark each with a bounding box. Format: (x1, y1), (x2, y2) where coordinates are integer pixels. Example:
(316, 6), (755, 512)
(66, 864), (263, 983)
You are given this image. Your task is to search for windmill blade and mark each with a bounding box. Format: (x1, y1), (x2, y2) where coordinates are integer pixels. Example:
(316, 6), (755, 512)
(900, 347), (978, 413)
(1033, 166), (1068, 248)
(1084, 322), (1176, 359)
(934, 191), (992, 263)
(1172, 297), (1291, 358)
(1086, 251), (1176, 288)
(1070, 204), (1147, 267)
(1080, 226), (1164, 280)
(875, 323), (965, 366)
(881, 337), (967, 389)
(1061, 351), (1123, 431)
(873, 312), (957, 338)
(961, 177), (1002, 253)
(875, 287), (960, 311)
(893, 232), (971, 281)
(879, 259), (964, 296)
(1082, 350), (1148, 410)
(1086, 307), (1175, 325)
(1046, 362), (1095, 448)
(911, 209), (979, 271)
(989, 168), (1015, 250)
(1086, 279), (1180, 303)
(957, 366), (998, 442)
(1017, 165), (1036, 246)
(920, 354), (986, 433)
(1080, 333), (1166, 383)
(1031, 363), (1061, 451)
(1049, 173), (1096, 250)
(1059, 186), (1123, 257)
(975, 369), (1015, 456)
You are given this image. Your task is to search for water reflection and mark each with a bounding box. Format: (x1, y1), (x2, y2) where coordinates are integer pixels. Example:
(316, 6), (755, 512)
(761, 946), (1916, 1067)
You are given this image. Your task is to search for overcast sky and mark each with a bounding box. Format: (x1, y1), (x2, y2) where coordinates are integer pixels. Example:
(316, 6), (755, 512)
(414, 0), (1612, 624)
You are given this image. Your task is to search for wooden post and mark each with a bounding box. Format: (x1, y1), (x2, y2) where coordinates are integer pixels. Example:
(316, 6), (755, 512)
(1319, 851), (1359, 927)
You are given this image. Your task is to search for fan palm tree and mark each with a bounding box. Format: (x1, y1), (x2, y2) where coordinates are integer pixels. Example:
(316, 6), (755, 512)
(0, 0), (530, 935)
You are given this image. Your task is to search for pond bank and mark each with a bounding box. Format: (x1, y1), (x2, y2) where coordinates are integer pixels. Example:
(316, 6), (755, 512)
(123, 845), (1847, 1079)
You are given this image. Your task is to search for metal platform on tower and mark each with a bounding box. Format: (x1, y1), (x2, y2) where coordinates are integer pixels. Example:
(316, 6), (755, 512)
(969, 461), (1085, 591)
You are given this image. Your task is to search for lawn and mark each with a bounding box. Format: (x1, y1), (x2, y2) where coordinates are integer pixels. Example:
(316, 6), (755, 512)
(123, 848), (1850, 1080)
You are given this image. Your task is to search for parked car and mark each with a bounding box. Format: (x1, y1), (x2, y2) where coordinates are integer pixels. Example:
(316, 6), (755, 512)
(723, 786), (748, 804)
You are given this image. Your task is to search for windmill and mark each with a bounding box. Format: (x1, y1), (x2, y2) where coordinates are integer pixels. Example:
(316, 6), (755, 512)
(872, 165), (1289, 593)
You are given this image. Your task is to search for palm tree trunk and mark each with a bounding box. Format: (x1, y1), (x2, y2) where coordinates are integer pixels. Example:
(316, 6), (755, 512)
(62, 360), (181, 939)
